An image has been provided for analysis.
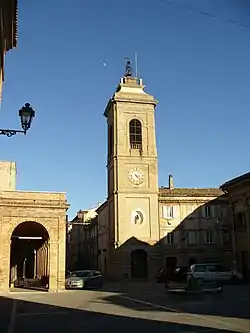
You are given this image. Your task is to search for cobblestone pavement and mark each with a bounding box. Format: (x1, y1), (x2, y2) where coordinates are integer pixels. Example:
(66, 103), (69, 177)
(1, 283), (250, 333)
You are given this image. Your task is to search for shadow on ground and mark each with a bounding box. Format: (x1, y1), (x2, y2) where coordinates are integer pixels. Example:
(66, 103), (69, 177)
(97, 282), (250, 320)
(0, 294), (232, 333)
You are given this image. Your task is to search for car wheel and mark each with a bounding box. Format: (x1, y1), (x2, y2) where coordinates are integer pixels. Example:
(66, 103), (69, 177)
(230, 276), (239, 285)
(83, 281), (89, 289)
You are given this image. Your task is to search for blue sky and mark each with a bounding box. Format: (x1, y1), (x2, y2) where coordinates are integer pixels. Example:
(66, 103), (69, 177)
(1, 0), (249, 218)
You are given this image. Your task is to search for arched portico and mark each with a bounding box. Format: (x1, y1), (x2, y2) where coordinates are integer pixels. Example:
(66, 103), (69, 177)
(10, 221), (50, 289)
(0, 190), (69, 292)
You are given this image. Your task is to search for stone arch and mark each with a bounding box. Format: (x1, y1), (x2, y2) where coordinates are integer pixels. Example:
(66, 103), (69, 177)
(9, 221), (50, 289)
(127, 115), (144, 127)
(8, 220), (51, 241)
(128, 118), (143, 150)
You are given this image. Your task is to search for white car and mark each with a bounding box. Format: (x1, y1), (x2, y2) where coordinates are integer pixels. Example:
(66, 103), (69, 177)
(188, 263), (243, 284)
(65, 270), (103, 289)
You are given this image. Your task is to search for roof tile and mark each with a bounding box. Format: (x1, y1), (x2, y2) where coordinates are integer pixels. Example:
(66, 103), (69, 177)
(159, 187), (225, 197)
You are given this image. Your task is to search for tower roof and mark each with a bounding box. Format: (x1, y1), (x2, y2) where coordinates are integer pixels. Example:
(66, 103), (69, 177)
(104, 59), (157, 118)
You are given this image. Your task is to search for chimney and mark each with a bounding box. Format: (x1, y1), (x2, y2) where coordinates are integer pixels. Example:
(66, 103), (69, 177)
(169, 174), (174, 190)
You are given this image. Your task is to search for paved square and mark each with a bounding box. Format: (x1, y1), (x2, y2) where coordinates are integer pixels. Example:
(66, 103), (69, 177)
(1, 284), (250, 333)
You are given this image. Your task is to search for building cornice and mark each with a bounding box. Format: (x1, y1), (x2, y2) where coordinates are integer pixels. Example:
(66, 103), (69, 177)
(0, 199), (70, 210)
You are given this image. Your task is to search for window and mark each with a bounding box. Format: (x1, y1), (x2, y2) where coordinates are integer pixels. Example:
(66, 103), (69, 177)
(70, 271), (91, 278)
(204, 230), (216, 244)
(167, 232), (174, 244)
(234, 212), (247, 230)
(206, 265), (219, 273)
(214, 265), (231, 273)
(162, 205), (179, 219)
(222, 230), (231, 244)
(108, 124), (113, 158)
(202, 206), (214, 219)
(131, 210), (144, 225)
(188, 231), (198, 245)
(194, 265), (206, 272)
(206, 264), (230, 273)
(220, 206), (227, 219)
(164, 231), (174, 244)
(129, 119), (142, 149)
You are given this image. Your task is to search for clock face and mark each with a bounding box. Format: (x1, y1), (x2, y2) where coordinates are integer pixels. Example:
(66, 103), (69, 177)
(128, 168), (144, 185)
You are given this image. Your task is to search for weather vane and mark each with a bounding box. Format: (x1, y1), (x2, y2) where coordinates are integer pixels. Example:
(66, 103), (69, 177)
(125, 58), (133, 77)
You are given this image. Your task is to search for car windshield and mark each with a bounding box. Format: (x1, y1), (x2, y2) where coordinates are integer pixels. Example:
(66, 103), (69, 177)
(69, 271), (90, 278)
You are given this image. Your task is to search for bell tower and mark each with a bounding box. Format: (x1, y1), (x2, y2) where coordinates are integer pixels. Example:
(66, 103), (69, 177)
(104, 60), (159, 248)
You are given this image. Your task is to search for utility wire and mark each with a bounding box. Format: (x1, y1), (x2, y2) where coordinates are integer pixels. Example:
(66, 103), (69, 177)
(161, 0), (250, 29)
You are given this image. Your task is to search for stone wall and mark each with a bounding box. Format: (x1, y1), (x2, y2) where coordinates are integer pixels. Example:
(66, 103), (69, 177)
(0, 190), (69, 292)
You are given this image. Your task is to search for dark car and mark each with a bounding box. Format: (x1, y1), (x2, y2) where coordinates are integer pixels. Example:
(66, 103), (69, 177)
(165, 266), (189, 288)
(156, 268), (168, 283)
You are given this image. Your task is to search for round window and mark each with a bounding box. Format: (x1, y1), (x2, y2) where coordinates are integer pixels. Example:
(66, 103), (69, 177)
(131, 210), (144, 225)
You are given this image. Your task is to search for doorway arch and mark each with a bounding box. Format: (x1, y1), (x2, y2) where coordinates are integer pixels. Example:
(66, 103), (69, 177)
(131, 249), (148, 279)
(10, 221), (50, 290)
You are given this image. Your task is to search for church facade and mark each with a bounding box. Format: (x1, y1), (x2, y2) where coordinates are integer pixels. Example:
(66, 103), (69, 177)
(69, 67), (233, 280)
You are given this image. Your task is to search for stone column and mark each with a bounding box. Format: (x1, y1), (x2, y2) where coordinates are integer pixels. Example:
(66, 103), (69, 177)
(0, 239), (11, 292)
(33, 249), (37, 278)
(49, 241), (58, 292)
(57, 218), (66, 291)
(48, 219), (66, 292)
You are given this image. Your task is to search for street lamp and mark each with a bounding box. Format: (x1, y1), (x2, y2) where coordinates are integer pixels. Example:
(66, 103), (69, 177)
(0, 103), (35, 137)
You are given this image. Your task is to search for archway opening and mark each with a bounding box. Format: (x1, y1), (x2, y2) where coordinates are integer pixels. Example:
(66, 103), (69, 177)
(10, 221), (49, 290)
(131, 249), (148, 279)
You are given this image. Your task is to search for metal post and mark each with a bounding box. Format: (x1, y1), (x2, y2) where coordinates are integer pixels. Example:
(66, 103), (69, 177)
(22, 258), (27, 278)
(34, 249), (37, 278)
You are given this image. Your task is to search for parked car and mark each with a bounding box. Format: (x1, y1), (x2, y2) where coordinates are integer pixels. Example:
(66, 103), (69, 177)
(66, 270), (71, 277)
(164, 267), (189, 289)
(157, 266), (189, 284)
(65, 270), (103, 289)
(156, 268), (168, 283)
(165, 267), (222, 293)
(187, 263), (243, 285)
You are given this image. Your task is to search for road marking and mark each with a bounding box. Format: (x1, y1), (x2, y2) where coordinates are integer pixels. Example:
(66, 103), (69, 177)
(192, 328), (227, 333)
(17, 311), (71, 317)
(8, 299), (17, 333)
(118, 295), (248, 332)
(119, 295), (180, 312)
(133, 306), (161, 310)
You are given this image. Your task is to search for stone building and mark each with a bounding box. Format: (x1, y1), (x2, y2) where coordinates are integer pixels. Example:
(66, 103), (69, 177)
(158, 177), (232, 270)
(67, 207), (98, 271)
(69, 66), (233, 280)
(221, 172), (250, 280)
(0, 0), (17, 99)
(0, 162), (69, 292)
(0, 161), (16, 190)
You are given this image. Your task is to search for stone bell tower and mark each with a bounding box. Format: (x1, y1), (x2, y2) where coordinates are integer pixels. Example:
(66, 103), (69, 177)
(103, 60), (160, 279)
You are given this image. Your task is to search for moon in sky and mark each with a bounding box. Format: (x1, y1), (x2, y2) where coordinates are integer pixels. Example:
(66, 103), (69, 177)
(102, 62), (107, 67)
